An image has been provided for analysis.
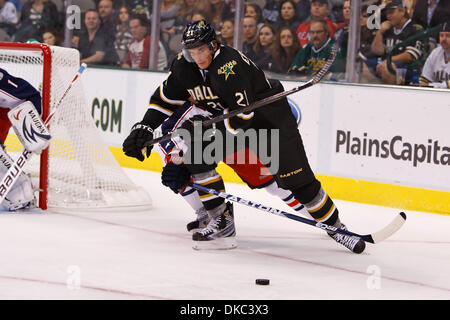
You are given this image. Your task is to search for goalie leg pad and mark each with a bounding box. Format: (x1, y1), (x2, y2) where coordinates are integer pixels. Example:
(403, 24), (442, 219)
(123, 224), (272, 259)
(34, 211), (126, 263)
(0, 146), (36, 211)
(8, 101), (51, 154)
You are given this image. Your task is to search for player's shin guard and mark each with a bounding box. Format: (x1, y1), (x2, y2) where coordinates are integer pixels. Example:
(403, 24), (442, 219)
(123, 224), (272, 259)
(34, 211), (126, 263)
(191, 170), (226, 215)
(302, 187), (339, 226)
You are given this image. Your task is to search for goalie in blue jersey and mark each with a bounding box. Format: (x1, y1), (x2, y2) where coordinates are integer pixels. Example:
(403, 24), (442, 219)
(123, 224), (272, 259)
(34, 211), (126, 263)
(0, 68), (51, 211)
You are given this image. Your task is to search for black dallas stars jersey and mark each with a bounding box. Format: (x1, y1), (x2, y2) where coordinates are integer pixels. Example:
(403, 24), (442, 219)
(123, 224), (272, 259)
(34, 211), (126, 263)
(383, 19), (424, 61)
(145, 45), (283, 133)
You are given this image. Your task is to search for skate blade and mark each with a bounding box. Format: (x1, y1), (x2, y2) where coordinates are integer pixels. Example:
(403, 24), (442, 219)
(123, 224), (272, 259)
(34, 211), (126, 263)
(192, 237), (237, 250)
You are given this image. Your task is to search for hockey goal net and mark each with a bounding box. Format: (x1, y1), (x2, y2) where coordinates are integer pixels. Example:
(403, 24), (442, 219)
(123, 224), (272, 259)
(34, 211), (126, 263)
(0, 42), (152, 211)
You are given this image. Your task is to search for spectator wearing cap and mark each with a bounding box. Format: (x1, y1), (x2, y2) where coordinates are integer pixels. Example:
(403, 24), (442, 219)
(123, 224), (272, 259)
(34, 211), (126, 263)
(290, 19), (346, 77)
(371, 0), (425, 85)
(296, 0), (336, 48)
(419, 21), (450, 88)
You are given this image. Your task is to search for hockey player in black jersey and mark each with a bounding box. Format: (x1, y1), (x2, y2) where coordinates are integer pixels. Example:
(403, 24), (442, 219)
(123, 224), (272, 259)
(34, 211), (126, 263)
(122, 20), (365, 253)
(152, 100), (311, 238)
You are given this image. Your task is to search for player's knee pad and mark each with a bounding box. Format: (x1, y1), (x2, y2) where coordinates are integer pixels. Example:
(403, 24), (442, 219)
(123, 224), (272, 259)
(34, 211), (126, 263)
(0, 146), (36, 211)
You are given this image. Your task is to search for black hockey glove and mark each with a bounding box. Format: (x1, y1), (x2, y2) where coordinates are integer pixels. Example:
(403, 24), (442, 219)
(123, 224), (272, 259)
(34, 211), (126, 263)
(179, 115), (212, 142)
(161, 162), (191, 194)
(122, 122), (154, 161)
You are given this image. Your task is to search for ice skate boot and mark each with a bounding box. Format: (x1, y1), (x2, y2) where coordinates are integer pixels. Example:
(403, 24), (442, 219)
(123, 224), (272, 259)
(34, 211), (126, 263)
(192, 202), (237, 250)
(186, 207), (210, 233)
(328, 222), (365, 254)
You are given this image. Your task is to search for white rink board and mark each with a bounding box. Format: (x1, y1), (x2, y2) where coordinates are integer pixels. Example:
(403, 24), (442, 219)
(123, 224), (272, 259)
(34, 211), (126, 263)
(81, 68), (450, 193)
(327, 85), (450, 191)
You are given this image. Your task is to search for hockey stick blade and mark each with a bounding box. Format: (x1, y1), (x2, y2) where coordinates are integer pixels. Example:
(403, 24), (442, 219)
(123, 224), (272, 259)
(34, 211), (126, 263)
(189, 182), (407, 244)
(142, 31), (344, 149)
(363, 212), (407, 244)
(0, 63), (88, 205)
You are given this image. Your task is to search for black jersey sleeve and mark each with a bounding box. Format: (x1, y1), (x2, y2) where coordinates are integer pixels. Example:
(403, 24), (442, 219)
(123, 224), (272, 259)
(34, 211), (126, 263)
(144, 55), (191, 129)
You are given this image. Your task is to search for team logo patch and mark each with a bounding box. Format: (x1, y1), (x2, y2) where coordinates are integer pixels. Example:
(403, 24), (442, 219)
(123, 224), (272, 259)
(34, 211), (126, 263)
(287, 98), (302, 126)
(218, 60), (237, 80)
(197, 20), (206, 29)
(22, 117), (51, 143)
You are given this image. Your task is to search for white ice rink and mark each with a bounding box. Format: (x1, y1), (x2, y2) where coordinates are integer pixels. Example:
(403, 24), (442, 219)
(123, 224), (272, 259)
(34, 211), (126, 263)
(0, 168), (449, 300)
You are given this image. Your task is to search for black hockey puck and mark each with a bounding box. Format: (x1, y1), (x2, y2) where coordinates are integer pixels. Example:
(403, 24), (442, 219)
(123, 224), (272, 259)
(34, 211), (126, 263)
(255, 279), (270, 285)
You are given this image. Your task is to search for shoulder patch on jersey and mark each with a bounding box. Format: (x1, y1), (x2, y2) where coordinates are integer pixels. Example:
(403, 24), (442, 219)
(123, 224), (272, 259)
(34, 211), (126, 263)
(413, 24), (424, 31)
(177, 52), (183, 60)
(218, 60), (237, 80)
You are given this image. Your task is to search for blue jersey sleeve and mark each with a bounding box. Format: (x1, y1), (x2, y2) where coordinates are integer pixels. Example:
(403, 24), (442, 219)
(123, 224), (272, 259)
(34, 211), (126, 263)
(0, 68), (42, 114)
(160, 102), (191, 135)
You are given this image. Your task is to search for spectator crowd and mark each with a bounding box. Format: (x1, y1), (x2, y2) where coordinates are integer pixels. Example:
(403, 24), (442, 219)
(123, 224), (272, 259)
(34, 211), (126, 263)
(0, 0), (449, 87)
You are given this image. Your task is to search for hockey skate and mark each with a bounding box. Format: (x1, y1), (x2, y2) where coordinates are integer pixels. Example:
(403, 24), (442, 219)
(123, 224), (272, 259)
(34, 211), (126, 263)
(192, 202), (237, 250)
(328, 223), (365, 254)
(186, 207), (210, 233)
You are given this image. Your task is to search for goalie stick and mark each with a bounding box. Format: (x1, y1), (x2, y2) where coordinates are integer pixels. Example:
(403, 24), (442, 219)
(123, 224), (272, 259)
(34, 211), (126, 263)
(0, 63), (87, 206)
(142, 30), (345, 149)
(189, 182), (407, 244)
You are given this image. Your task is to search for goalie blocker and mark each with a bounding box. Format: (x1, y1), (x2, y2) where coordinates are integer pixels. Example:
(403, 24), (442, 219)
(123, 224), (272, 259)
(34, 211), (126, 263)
(8, 101), (51, 154)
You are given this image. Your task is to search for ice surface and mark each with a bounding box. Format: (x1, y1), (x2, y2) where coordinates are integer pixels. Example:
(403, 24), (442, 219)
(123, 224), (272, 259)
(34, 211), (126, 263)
(0, 169), (448, 300)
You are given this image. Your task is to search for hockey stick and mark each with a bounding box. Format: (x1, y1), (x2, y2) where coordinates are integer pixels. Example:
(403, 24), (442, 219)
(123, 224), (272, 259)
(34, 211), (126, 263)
(0, 63), (87, 205)
(189, 182), (407, 244)
(142, 30), (345, 149)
